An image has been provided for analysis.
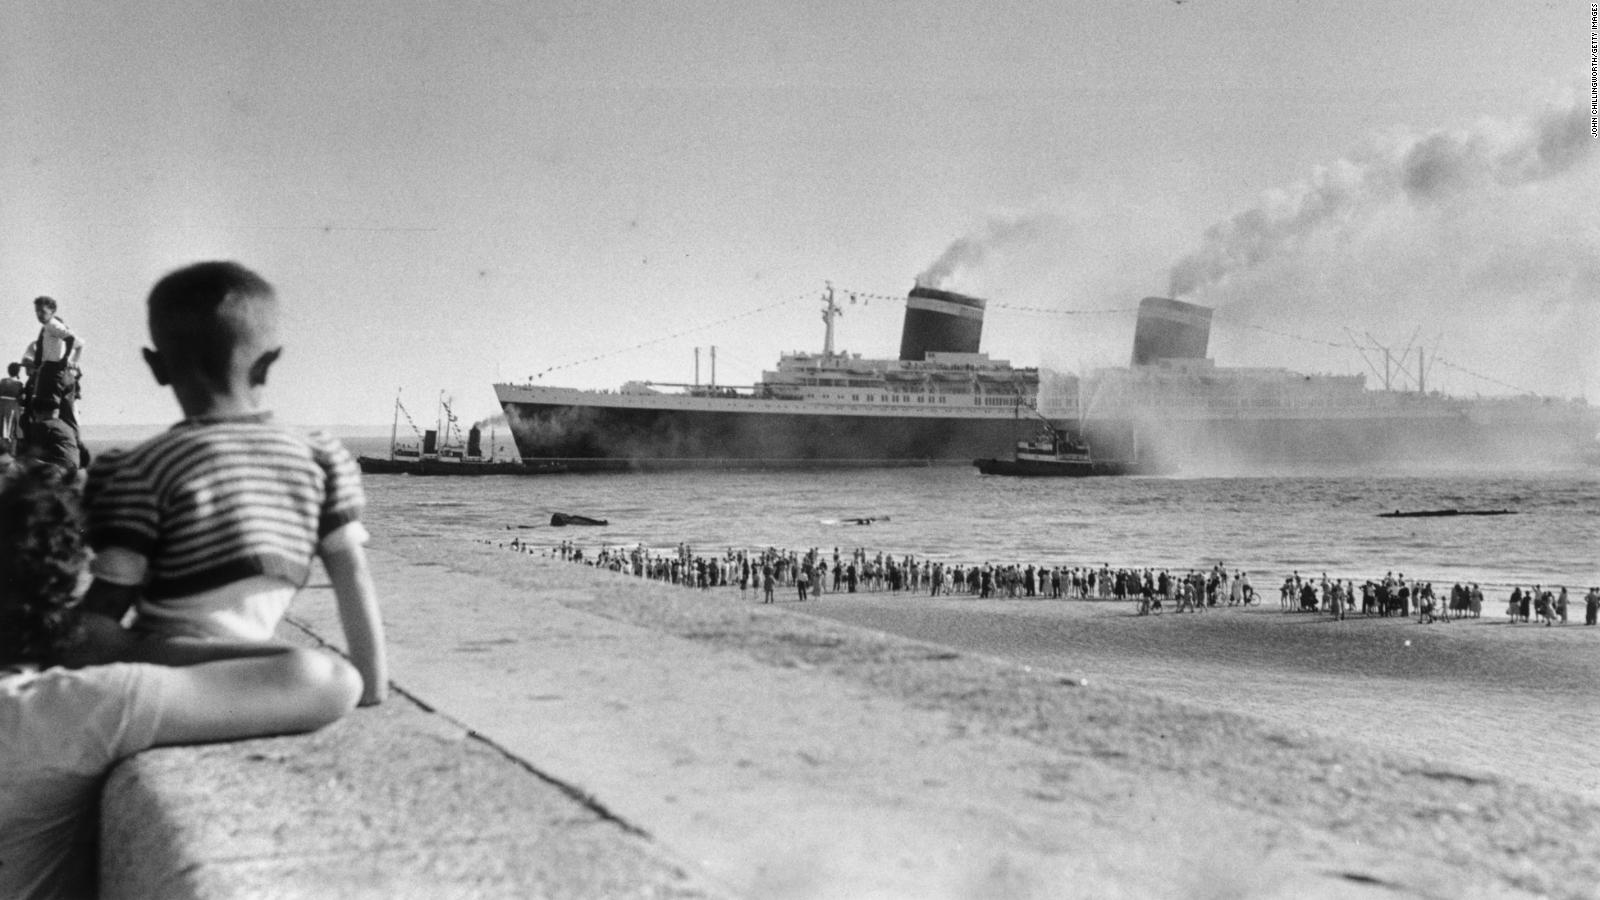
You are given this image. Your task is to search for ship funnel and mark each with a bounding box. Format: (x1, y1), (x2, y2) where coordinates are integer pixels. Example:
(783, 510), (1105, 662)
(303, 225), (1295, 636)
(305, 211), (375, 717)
(899, 286), (986, 361)
(1131, 296), (1212, 366)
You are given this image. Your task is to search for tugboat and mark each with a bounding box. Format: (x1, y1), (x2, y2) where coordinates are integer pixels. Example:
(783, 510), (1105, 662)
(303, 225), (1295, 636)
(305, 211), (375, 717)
(358, 394), (561, 476)
(973, 427), (1137, 477)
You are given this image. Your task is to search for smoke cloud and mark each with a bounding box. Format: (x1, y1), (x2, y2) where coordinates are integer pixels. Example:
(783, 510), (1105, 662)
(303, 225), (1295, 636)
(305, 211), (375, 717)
(1170, 95), (1595, 298)
(1169, 96), (1595, 297)
(917, 213), (1062, 289)
(1166, 93), (1599, 400)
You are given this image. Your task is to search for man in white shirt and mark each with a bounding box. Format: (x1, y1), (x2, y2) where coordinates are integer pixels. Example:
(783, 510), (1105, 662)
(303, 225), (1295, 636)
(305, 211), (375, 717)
(25, 296), (84, 433)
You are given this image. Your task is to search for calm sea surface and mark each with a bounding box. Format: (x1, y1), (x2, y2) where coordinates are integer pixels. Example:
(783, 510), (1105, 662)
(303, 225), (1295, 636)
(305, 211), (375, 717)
(343, 437), (1599, 592)
(348, 438), (1600, 799)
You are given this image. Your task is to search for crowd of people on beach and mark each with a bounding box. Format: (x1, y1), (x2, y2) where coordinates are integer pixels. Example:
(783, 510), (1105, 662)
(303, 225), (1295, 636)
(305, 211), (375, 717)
(508, 537), (1259, 608)
(504, 536), (1600, 629)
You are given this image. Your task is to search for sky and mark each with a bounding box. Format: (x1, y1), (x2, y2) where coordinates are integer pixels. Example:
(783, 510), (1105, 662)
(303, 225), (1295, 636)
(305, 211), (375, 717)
(3, 1), (1596, 431)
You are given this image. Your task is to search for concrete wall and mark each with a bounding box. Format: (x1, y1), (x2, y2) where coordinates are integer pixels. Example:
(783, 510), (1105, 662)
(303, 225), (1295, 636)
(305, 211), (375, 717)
(98, 626), (715, 900)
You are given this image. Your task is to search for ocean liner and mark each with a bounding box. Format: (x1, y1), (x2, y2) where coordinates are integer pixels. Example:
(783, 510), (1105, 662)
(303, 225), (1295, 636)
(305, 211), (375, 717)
(493, 288), (1600, 472)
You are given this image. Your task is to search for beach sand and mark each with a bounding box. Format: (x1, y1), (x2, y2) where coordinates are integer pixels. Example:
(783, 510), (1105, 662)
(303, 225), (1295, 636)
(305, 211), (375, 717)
(789, 594), (1600, 802)
(291, 535), (1600, 897)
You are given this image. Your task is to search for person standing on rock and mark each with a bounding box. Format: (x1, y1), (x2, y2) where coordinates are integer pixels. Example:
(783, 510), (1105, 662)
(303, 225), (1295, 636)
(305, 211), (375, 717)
(24, 296), (84, 435)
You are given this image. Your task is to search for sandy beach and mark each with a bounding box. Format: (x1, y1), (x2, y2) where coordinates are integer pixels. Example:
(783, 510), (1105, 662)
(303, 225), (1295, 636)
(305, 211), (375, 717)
(286, 534), (1600, 897)
(788, 593), (1600, 802)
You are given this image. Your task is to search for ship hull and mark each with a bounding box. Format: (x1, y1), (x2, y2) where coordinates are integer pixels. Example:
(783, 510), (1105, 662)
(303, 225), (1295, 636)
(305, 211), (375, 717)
(356, 455), (565, 476)
(972, 457), (1138, 477)
(496, 392), (1029, 470)
(498, 386), (1598, 472)
(1083, 405), (1600, 473)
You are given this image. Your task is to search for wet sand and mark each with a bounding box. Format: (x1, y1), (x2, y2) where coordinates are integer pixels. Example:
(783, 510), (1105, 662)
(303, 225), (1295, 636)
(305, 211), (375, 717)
(789, 594), (1600, 801)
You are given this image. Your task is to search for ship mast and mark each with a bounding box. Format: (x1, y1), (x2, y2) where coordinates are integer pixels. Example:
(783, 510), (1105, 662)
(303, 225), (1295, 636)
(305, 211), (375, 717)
(389, 391), (400, 461)
(821, 282), (841, 358)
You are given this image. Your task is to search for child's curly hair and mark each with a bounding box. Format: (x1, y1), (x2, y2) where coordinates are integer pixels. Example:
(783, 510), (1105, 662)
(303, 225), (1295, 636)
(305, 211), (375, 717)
(0, 462), (87, 665)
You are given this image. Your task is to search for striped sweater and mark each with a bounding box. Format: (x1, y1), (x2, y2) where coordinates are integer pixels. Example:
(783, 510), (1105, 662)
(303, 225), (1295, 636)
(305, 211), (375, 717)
(85, 415), (364, 601)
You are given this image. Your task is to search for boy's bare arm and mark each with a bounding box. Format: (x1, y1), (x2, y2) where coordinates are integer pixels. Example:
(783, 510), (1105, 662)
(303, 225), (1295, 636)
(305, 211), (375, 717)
(322, 544), (389, 706)
(153, 649), (362, 745)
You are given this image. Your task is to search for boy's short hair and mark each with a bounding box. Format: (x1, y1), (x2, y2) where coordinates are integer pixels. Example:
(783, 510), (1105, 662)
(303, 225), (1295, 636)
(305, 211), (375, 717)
(148, 261), (279, 385)
(0, 463), (86, 665)
(33, 296), (57, 313)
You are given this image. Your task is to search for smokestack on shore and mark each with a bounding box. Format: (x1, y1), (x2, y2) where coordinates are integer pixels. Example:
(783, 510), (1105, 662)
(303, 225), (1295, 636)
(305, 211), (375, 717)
(1132, 297), (1212, 366)
(900, 286), (986, 361)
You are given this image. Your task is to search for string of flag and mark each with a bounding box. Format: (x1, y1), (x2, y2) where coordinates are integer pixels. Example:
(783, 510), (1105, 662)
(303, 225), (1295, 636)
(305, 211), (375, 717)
(395, 395), (424, 439)
(829, 285), (1137, 316)
(988, 302), (1138, 315)
(531, 290), (815, 379)
(1210, 313), (1359, 351)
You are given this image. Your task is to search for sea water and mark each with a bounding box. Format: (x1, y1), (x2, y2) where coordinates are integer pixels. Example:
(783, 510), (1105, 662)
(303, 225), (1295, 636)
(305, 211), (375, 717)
(350, 439), (1600, 799)
(346, 437), (1600, 592)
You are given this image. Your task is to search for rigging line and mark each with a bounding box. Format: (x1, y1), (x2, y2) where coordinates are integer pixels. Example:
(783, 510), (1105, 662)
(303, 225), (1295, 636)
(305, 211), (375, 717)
(1426, 357), (1541, 397)
(1215, 314), (1546, 396)
(989, 304), (1138, 315)
(531, 290), (814, 379)
(827, 284), (1136, 316)
(396, 398), (424, 440)
(1211, 314), (1365, 351)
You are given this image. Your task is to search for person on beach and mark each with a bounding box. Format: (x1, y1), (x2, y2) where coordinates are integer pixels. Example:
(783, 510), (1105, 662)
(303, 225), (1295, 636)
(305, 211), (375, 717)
(1585, 587), (1600, 626)
(1416, 586), (1434, 624)
(73, 261), (388, 706)
(1535, 587), (1557, 627)
(0, 462), (362, 900)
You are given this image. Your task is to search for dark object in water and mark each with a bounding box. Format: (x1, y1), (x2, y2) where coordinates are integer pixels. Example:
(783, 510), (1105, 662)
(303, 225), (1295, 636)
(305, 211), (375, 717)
(359, 456), (564, 476)
(973, 427), (1155, 477)
(1377, 509), (1516, 518)
(550, 512), (608, 527)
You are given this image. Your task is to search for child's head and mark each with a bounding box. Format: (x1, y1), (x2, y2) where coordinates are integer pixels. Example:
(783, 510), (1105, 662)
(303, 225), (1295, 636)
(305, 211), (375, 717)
(33, 296), (57, 324)
(144, 261), (282, 399)
(0, 462), (86, 666)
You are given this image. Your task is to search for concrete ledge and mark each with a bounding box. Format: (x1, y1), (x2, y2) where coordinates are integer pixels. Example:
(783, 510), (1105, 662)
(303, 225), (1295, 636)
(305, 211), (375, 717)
(100, 627), (717, 900)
